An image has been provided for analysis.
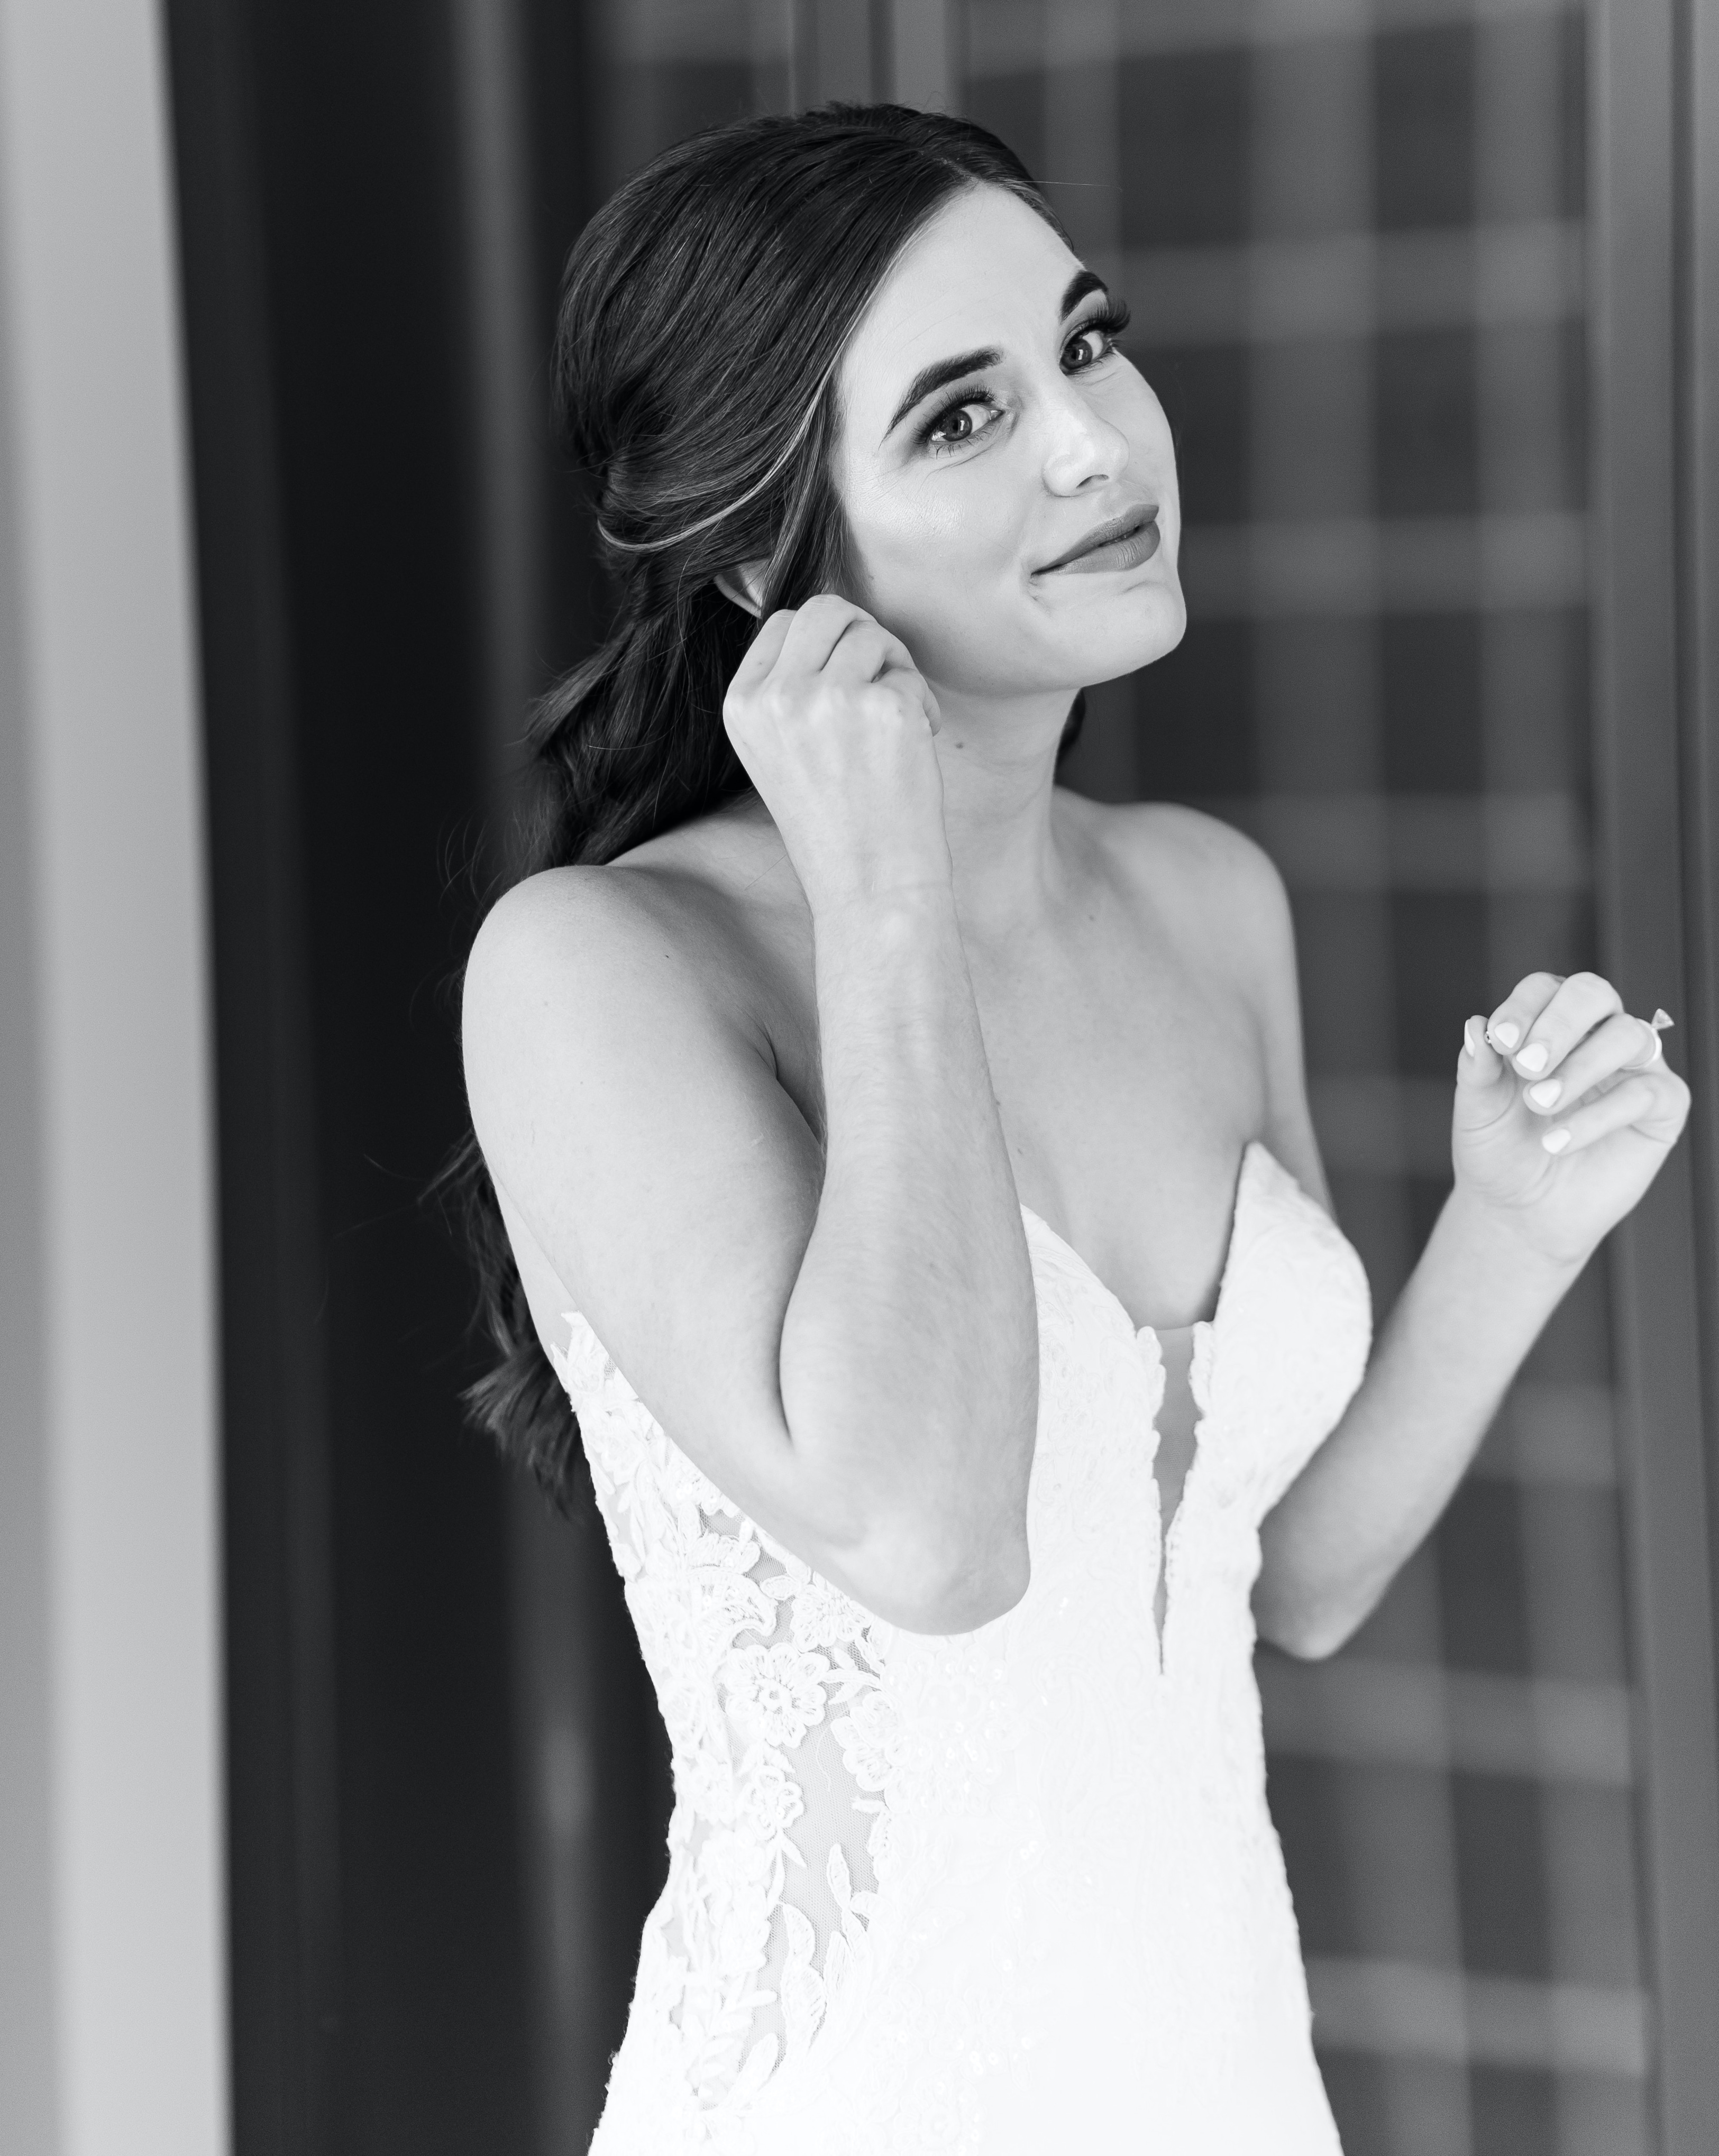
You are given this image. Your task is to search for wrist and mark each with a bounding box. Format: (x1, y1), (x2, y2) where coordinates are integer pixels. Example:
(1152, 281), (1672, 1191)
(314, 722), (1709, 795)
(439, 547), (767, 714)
(1437, 1177), (1589, 1290)
(808, 880), (975, 1040)
(808, 875), (957, 933)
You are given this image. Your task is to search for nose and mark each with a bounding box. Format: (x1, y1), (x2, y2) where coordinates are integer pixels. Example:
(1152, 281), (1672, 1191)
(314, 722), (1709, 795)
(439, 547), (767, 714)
(1040, 375), (1130, 495)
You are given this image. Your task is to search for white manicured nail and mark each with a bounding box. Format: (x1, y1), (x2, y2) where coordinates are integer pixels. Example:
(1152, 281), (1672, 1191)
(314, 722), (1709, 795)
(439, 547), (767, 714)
(1542, 1126), (1572, 1154)
(1515, 1042), (1550, 1075)
(1463, 1017), (1482, 1058)
(1525, 1078), (1562, 1108)
(1491, 1020), (1521, 1050)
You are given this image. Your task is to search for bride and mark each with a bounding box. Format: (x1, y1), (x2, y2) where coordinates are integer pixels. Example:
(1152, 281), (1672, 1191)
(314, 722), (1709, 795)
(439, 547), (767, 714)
(456, 104), (1687, 2153)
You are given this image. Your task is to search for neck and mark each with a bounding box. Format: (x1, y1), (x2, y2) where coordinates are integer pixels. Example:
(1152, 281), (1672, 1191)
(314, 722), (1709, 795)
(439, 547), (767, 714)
(930, 682), (1078, 938)
(723, 682), (1085, 938)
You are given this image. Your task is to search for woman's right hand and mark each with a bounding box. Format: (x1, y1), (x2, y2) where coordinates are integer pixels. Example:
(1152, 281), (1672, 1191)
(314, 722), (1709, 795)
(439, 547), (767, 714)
(723, 593), (950, 916)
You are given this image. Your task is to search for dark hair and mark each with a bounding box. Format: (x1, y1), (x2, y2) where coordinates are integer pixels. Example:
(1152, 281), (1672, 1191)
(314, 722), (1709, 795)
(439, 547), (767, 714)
(451, 103), (1077, 1510)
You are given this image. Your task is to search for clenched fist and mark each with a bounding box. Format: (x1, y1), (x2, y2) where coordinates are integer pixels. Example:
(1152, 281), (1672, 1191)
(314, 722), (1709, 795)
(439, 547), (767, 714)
(723, 595), (950, 918)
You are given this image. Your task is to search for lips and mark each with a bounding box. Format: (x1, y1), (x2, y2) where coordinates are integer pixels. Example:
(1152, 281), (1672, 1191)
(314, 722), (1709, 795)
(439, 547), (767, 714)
(1037, 505), (1161, 575)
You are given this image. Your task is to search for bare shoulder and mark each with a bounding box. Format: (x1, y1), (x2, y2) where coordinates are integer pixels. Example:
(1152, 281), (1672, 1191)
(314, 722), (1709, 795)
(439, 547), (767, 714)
(1066, 793), (1293, 978)
(460, 791), (824, 1301)
(464, 861), (746, 1105)
(466, 852), (745, 1020)
(461, 822), (824, 1381)
(462, 801), (796, 1090)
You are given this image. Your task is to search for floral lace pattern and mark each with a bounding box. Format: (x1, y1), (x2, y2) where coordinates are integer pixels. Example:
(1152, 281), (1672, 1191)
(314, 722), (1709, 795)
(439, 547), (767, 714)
(552, 1142), (1373, 2154)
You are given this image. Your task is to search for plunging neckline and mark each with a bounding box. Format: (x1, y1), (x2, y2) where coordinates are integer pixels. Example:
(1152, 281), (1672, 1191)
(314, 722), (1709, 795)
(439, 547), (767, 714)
(1014, 1137), (1268, 1346)
(1017, 1139), (1274, 1660)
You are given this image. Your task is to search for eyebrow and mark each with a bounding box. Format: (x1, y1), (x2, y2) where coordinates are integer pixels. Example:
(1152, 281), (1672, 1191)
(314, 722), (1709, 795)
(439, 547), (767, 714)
(883, 267), (1114, 437)
(885, 346), (1001, 436)
(1060, 267), (1109, 316)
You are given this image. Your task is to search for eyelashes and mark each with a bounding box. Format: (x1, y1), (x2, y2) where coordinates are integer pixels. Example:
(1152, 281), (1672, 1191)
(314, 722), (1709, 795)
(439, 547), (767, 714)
(1066, 298), (1132, 364)
(919, 388), (1003, 452)
(916, 300), (1133, 454)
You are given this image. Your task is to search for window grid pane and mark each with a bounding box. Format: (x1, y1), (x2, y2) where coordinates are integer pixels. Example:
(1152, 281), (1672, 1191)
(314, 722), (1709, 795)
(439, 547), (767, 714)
(591, 7), (1651, 2150)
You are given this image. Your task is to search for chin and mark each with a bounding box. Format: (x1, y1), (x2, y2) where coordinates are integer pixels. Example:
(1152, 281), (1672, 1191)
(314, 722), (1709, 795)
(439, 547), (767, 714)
(1071, 580), (1187, 687)
(912, 579), (1187, 701)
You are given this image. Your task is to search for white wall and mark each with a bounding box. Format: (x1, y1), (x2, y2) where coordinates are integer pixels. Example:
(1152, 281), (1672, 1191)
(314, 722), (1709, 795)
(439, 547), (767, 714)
(0, 0), (227, 2151)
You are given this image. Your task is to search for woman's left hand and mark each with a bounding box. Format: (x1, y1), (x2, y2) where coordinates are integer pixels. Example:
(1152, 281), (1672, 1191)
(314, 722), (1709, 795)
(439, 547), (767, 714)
(1452, 970), (1691, 1268)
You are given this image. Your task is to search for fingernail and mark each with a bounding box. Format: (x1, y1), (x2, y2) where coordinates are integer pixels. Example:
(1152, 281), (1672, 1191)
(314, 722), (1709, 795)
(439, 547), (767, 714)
(1491, 1020), (1521, 1050)
(1463, 1017), (1482, 1058)
(1542, 1126), (1572, 1154)
(1525, 1078), (1562, 1109)
(1515, 1042), (1550, 1075)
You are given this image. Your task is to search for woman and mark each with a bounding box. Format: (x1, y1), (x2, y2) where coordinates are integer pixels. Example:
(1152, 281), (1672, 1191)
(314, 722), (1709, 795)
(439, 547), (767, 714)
(458, 105), (1687, 2153)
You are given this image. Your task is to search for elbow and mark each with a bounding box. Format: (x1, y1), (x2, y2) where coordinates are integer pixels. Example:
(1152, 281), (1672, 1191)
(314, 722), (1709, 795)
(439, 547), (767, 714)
(844, 1528), (1032, 1637)
(923, 1541), (1032, 1634)
(1255, 1585), (1359, 1663)
(1262, 1611), (1350, 1663)
(787, 1401), (1037, 1635)
(1255, 1536), (1379, 1661)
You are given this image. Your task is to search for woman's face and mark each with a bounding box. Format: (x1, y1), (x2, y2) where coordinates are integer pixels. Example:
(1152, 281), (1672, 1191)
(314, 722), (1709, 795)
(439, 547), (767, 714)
(830, 184), (1185, 709)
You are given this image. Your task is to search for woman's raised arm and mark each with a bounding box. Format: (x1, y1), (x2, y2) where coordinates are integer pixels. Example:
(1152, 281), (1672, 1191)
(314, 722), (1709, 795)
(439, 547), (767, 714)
(463, 597), (1038, 1635)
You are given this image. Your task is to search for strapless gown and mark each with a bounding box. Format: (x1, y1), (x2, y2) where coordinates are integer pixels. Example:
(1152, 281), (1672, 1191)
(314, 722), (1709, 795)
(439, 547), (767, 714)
(550, 1140), (1373, 2153)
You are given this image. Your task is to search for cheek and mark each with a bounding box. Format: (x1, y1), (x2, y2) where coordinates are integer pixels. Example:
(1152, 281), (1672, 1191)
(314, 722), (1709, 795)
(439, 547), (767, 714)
(842, 467), (1029, 647)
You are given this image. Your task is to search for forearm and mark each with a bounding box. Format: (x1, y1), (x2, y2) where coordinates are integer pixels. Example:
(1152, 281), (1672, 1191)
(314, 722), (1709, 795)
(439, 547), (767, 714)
(778, 886), (1038, 1626)
(1256, 1184), (1583, 1657)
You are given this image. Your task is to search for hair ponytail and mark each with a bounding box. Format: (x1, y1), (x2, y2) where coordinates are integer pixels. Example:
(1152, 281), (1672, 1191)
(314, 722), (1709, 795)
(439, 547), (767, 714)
(522, 591), (749, 874)
(445, 104), (1060, 1510)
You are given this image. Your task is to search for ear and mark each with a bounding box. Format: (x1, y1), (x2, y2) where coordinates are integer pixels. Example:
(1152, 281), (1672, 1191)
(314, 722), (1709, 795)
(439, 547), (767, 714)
(714, 560), (769, 619)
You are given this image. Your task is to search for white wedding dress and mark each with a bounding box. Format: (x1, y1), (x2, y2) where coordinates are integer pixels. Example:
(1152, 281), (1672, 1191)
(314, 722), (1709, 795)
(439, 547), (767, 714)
(551, 1140), (1373, 2153)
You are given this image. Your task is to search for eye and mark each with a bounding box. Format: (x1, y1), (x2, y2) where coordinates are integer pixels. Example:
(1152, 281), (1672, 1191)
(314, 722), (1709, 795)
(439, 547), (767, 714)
(1063, 301), (1132, 373)
(921, 392), (1002, 453)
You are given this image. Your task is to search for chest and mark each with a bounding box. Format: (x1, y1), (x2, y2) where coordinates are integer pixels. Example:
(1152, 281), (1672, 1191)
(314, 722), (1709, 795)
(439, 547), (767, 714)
(970, 927), (1262, 1321)
(755, 887), (1267, 1334)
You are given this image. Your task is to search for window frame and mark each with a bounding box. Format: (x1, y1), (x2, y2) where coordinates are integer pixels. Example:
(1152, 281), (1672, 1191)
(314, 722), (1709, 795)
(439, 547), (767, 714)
(1589, 3), (1719, 2146)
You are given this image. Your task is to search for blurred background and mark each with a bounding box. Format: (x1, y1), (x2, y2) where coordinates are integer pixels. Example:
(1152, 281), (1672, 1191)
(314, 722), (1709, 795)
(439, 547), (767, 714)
(2, 3), (1716, 2154)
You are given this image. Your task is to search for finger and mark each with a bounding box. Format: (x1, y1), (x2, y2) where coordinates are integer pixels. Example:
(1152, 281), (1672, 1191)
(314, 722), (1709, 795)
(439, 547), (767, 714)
(1539, 1068), (1691, 1157)
(1627, 1013), (1672, 1069)
(729, 608), (797, 691)
(823, 620), (916, 684)
(1486, 972), (1564, 1059)
(1516, 1011), (1661, 1116)
(877, 660), (941, 733)
(1457, 1012), (1509, 1090)
(1495, 969), (1623, 1081)
(773, 593), (878, 676)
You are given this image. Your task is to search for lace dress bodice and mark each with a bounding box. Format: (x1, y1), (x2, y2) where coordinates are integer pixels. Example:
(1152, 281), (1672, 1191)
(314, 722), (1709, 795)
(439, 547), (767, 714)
(552, 1141), (1372, 2153)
